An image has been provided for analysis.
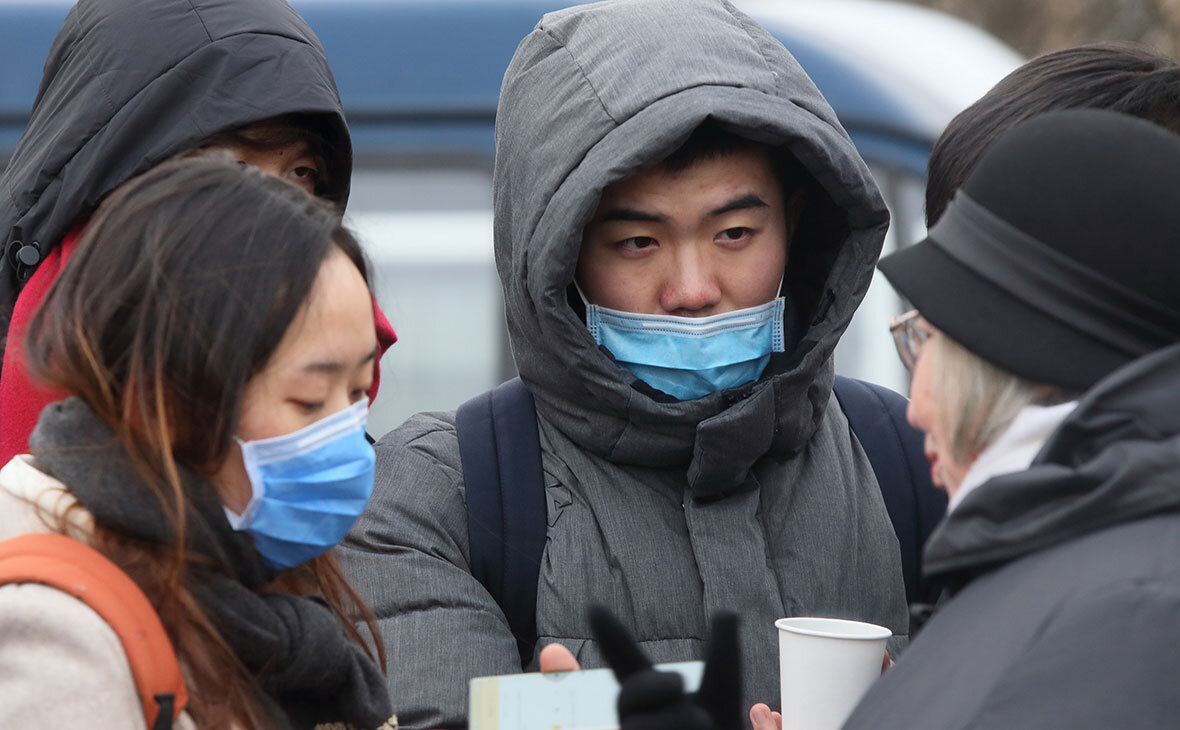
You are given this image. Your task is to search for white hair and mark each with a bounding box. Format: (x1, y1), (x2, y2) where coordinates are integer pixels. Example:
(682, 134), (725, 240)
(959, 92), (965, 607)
(931, 333), (1078, 464)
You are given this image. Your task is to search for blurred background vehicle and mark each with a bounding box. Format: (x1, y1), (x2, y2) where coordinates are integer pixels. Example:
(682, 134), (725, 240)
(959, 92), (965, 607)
(1, 0), (1022, 437)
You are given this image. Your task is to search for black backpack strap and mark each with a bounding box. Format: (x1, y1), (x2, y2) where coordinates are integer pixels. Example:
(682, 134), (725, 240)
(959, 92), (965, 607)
(456, 377), (547, 667)
(457, 375), (945, 664)
(832, 376), (947, 606)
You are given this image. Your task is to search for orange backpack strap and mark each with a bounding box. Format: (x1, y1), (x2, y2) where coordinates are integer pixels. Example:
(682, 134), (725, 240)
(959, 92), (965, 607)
(0, 533), (188, 730)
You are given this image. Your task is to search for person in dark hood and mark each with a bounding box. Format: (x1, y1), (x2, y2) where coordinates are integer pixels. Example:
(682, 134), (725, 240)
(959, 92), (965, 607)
(836, 108), (1180, 729)
(0, 0), (397, 465)
(341, 1), (911, 727)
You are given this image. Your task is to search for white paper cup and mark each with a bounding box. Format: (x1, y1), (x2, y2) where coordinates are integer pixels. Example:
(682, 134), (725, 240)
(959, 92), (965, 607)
(776, 617), (892, 730)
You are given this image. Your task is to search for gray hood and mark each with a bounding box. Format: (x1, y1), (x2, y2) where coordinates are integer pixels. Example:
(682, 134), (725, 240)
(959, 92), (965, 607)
(1, 0), (349, 346)
(493, 0), (890, 497)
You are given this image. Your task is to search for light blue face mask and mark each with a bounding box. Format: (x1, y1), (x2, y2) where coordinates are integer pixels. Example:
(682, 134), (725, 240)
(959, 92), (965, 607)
(224, 398), (376, 570)
(584, 297), (786, 401)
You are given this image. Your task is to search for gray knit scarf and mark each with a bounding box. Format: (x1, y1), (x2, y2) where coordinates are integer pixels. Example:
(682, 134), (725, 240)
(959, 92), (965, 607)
(29, 398), (395, 730)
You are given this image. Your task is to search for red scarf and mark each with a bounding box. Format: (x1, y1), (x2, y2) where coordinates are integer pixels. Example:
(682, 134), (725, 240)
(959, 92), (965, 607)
(0, 226), (398, 464)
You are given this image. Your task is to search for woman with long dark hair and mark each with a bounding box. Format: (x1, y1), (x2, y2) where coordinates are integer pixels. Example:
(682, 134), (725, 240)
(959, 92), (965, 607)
(0, 156), (396, 729)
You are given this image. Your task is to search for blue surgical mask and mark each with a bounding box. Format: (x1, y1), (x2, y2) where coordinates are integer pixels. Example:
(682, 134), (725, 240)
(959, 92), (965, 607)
(224, 398), (376, 570)
(584, 297), (786, 401)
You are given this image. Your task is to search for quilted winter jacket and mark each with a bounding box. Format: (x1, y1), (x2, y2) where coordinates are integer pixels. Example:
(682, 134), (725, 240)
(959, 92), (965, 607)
(340, 1), (907, 727)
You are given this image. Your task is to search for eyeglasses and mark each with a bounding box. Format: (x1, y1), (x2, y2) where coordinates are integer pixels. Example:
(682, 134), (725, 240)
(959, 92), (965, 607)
(889, 309), (929, 373)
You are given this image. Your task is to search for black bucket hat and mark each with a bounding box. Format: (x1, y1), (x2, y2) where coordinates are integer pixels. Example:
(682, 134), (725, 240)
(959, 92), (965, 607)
(879, 109), (1180, 391)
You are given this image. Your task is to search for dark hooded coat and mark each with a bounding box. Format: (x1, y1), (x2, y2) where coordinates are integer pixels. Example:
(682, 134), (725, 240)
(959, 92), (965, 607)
(0, 0), (352, 352)
(844, 343), (1180, 729)
(341, 1), (907, 727)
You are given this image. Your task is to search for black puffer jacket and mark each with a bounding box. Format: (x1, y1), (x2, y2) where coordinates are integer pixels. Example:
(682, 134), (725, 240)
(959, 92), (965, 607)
(0, 0), (351, 353)
(844, 342), (1180, 730)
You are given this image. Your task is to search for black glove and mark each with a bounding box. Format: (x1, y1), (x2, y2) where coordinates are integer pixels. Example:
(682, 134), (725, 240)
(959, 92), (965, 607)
(589, 606), (742, 730)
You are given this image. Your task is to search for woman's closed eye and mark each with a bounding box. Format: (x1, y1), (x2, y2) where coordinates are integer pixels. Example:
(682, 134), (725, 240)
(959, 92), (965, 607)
(292, 399), (325, 415)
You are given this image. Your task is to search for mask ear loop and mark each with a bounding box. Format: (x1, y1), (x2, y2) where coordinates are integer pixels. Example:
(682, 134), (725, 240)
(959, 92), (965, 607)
(573, 280), (592, 308)
(563, 278), (592, 323)
(573, 281), (608, 342)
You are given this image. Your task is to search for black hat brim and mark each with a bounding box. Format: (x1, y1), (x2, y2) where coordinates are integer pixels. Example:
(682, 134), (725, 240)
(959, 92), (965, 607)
(878, 237), (1127, 391)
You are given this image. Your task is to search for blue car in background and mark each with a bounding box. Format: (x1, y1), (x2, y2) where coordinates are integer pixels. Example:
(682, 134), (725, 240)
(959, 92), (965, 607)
(0, 0), (1021, 436)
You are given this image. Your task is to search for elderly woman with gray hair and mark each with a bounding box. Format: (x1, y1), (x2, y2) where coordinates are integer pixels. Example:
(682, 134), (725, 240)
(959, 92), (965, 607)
(837, 108), (1180, 729)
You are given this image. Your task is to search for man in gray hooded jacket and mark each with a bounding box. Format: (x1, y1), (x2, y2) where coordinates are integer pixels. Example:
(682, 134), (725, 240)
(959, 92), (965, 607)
(342, 1), (908, 726)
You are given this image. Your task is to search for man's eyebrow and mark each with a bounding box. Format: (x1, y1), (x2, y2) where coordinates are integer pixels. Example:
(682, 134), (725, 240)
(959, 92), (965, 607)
(709, 193), (769, 217)
(596, 207), (668, 224)
(301, 346), (378, 375)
